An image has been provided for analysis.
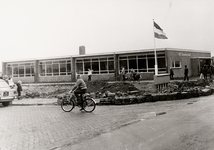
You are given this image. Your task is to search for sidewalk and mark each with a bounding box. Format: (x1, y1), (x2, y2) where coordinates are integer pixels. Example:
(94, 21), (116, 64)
(12, 98), (57, 106)
(12, 98), (100, 106)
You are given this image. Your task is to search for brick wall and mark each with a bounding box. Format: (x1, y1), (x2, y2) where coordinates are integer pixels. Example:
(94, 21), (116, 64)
(39, 76), (71, 83)
(166, 49), (211, 78)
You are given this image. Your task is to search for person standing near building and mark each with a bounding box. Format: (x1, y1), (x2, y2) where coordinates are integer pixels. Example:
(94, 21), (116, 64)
(8, 76), (15, 88)
(199, 66), (204, 79)
(88, 69), (93, 81)
(16, 80), (23, 100)
(184, 65), (189, 81)
(170, 67), (174, 80)
(121, 67), (126, 81)
(203, 65), (208, 80)
(130, 68), (136, 80)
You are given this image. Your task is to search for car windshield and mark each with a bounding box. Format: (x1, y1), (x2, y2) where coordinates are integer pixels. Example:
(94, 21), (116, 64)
(0, 80), (10, 88)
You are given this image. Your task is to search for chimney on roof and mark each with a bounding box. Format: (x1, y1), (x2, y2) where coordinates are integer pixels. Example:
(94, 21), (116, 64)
(79, 46), (85, 55)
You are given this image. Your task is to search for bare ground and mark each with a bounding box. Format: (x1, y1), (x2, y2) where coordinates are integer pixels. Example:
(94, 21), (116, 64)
(21, 77), (214, 99)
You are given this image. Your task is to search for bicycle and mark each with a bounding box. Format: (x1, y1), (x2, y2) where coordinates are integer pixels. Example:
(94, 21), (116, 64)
(61, 92), (96, 113)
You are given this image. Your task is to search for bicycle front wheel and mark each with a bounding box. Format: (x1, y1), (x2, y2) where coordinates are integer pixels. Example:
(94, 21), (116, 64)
(61, 98), (75, 112)
(83, 98), (96, 113)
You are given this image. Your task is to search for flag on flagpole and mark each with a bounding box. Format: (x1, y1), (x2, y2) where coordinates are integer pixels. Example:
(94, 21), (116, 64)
(154, 21), (168, 39)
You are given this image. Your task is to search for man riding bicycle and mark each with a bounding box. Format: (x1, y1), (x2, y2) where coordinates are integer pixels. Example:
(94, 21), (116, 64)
(70, 75), (87, 111)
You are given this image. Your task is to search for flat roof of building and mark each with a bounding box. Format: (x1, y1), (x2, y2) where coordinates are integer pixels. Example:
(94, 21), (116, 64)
(2, 48), (211, 63)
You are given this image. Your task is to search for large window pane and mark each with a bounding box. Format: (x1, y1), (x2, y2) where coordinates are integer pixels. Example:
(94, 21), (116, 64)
(60, 64), (66, 75)
(76, 63), (83, 74)
(31, 65), (34, 76)
(19, 66), (24, 77)
(148, 58), (155, 68)
(119, 60), (127, 69)
(39, 65), (45, 76)
(108, 61), (114, 72)
(92, 62), (99, 74)
(46, 64), (52, 76)
(100, 61), (107, 70)
(138, 59), (147, 72)
(53, 64), (59, 76)
(67, 63), (71, 75)
(84, 62), (91, 74)
(6, 66), (12, 76)
(158, 58), (166, 68)
(129, 59), (137, 70)
(13, 66), (18, 77)
(25, 65), (31, 76)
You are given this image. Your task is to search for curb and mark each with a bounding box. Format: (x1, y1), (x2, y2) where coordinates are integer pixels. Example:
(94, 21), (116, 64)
(12, 103), (56, 106)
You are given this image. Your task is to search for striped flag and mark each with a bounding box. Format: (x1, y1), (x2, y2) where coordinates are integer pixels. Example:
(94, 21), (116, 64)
(154, 21), (168, 39)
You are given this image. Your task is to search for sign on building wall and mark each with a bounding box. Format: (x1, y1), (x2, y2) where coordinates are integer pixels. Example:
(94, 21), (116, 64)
(178, 53), (191, 57)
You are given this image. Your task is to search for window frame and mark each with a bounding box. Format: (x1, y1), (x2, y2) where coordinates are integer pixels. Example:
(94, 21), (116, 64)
(6, 62), (35, 77)
(172, 61), (181, 68)
(38, 59), (71, 77)
(75, 57), (115, 75)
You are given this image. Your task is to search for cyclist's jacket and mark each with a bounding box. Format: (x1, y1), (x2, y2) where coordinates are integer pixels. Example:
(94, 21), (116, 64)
(73, 79), (87, 90)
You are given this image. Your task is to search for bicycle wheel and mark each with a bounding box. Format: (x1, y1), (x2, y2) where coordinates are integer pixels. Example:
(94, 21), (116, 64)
(83, 98), (96, 113)
(61, 98), (75, 112)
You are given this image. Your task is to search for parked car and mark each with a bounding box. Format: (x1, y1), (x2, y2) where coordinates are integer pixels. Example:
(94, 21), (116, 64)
(0, 79), (16, 106)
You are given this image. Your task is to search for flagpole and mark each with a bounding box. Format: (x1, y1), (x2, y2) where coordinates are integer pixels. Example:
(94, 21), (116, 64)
(153, 19), (158, 75)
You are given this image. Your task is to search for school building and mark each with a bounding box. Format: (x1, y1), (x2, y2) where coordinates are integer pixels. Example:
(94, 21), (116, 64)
(1, 47), (212, 83)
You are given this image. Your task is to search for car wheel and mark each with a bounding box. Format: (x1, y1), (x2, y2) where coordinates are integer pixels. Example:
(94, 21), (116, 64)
(2, 102), (10, 107)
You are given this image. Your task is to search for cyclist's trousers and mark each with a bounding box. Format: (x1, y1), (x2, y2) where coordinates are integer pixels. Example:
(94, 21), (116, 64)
(74, 89), (87, 103)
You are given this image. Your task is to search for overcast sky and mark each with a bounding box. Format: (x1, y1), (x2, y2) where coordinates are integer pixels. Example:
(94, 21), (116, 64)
(0, 0), (214, 67)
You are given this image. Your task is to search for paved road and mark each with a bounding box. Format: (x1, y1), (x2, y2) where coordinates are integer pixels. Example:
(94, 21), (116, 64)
(67, 95), (214, 150)
(0, 96), (212, 150)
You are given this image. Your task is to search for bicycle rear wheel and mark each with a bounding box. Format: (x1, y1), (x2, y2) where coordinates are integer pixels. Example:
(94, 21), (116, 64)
(83, 98), (96, 113)
(61, 98), (75, 112)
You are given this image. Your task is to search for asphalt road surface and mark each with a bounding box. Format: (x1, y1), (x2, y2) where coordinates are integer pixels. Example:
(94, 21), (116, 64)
(0, 95), (214, 150)
(65, 95), (214, 150)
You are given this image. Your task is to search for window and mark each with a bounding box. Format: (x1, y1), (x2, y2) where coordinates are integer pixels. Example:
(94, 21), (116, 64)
(92, 59), (99, 74)
(13, 66), (19, 77)
(76, 62), (83, 74)
(60, 63), (66, 75)
(148, 58), (155, 68)
(46, 64), (52, 76)
(53, 64), (59, 76)
(158, 58), (166, 68)
(40, 64), (45, 76)
(76, 57), (114, 74)
(6, 62), (34, 77)
(138, 59), (147, 72)
(128, 56), (137, 70)
(108, 59), (114, 73)
(119, 56), (128, 73)
(100, 60), (108, 74)
(25, 65), (31, 76)
(172, 61), (181, 68)
(6, 65), (12, 76)
(84, 62), (91, 73)
(67, 61), (71, 75)
(119, 52), (166, 73)
(39, 59), (71, 76)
